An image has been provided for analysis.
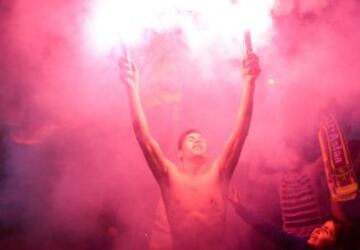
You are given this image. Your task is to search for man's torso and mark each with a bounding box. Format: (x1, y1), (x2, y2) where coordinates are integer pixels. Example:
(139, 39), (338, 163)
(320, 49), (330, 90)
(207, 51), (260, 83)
(160, 164), (227, 250)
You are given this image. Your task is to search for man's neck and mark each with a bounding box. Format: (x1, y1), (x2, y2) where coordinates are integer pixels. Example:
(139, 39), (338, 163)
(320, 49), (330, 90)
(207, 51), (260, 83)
(181, 157), (207, 176)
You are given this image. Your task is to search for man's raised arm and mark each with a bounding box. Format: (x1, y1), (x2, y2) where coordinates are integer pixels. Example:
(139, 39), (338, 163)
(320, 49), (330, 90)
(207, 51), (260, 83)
(215, 52), (261, 180)
(119, 53), (172, 182)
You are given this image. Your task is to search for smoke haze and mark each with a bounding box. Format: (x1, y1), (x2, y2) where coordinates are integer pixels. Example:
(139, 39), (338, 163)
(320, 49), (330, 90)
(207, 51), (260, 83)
(0, 0), (359, 249)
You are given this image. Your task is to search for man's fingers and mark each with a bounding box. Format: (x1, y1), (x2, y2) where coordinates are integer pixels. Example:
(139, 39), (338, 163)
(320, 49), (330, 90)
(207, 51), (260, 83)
(243, 58), (259, 68)
(119, 67), (132, 76)
(243, 53), (259, 63)
(245, 65), (261, 75)
(119, 60), (133, 72)
(130, 62), (138, 76)
(242, 53), (259, 71)
(228, 186), (240, 204)
(234, 188), (239, 203)
(119, 58), (131, 68)
(118, 49), (132, 69)
(243, 63), (260, 72)
(242, 52), (261, 78)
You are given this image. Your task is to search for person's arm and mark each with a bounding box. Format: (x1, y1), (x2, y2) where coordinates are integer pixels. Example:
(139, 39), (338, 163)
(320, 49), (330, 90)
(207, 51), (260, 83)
(120, 52), (174, 182)
(214, 53), (260, 180)
(229, 188), (307, 249)
(236, 204), (307, 249)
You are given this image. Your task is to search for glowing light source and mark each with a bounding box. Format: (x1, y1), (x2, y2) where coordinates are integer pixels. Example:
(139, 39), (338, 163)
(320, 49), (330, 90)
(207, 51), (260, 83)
(268, 78), (276, 85)
(85, 0), (276, 53)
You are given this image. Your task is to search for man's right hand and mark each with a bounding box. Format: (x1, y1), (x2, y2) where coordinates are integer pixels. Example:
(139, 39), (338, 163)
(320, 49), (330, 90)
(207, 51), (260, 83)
(119, 50), (139, 90)
(242, 52), (261, 83)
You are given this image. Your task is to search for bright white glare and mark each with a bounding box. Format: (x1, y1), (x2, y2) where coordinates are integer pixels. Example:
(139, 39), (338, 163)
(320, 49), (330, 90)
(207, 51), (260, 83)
(85, 0), (276, 53)
(268, 78), (276, 85)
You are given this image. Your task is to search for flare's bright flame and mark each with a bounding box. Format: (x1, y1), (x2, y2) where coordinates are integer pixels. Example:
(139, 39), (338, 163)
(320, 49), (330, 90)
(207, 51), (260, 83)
(85, 0), (276, 53)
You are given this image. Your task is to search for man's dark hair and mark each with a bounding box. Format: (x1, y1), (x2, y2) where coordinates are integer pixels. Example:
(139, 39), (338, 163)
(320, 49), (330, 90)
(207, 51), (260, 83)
(177, 129), (201, 151)
(323, 217), (347, 250)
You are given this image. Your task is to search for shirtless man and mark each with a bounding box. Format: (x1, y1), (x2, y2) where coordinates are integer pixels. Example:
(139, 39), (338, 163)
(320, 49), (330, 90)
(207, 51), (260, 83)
(120, 49), (260, 250)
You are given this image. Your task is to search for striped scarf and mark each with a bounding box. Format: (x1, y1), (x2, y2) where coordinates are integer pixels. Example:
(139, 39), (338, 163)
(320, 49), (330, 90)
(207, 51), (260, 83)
(280, 172), (322, 237)
(318, 114), (358, 201)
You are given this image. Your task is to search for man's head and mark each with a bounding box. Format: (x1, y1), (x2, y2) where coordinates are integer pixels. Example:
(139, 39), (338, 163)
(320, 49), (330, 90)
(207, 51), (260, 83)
(177, 129), (208, 162)
(307, 220), (341, 249)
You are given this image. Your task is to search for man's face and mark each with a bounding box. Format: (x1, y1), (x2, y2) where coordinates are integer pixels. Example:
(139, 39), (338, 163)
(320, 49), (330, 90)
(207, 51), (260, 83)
(307, 220), (337, 249)
(180, 132), (208, 160)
